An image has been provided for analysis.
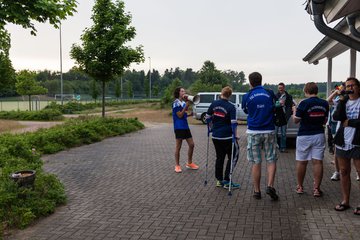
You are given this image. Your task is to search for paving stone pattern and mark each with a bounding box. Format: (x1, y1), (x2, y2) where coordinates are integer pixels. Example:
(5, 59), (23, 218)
(7, 124), (360, 240)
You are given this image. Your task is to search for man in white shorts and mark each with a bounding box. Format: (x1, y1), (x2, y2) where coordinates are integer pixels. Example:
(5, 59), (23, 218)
(293, 82), (329, 197)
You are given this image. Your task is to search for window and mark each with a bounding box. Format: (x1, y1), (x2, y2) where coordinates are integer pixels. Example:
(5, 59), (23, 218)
(200, 94), (215, 103)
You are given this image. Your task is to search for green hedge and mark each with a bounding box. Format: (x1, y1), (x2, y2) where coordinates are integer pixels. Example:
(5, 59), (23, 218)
(45, 99), (160, 114)
(0, 109), (64, 121)
(0, 117), (144, 236)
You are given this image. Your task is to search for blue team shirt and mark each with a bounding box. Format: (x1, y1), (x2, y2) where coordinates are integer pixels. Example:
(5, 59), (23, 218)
(172, 99), (189, 130)
(206, 99), (237, 139)
(295, 97), (329, 136)
(242, 86), (276, 131)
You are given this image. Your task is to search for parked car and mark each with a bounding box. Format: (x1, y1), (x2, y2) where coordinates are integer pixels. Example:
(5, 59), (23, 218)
(192, 92), (247, 124)
(193, 92), (299, 139)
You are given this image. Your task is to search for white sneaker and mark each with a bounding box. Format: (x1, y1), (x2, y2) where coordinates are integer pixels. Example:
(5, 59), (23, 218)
(357, 173), (360, 181)
(331, 172), (340, 181)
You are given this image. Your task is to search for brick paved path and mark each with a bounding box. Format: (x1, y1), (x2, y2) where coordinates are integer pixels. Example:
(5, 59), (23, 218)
(7, 124), (360, 240)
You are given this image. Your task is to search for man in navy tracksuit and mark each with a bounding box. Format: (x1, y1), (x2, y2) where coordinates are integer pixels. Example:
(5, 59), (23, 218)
(206, 86), (240, 189)
(242, 72), (279, 200)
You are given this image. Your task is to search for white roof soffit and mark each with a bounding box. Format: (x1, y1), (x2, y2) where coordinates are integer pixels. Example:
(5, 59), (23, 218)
(325, 0), (360, 23)
(303, 17), (360, 64)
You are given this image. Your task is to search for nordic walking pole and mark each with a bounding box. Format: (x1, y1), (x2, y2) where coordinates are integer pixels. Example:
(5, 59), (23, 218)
(204, 123), (210, 186)
(228, 136), (235, 196)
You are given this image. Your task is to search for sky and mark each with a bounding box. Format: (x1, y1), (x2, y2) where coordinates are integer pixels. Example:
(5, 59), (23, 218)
(5, 0), (355, 85)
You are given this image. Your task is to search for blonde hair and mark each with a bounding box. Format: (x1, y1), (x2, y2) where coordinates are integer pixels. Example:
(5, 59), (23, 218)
(221, 86), (233, 99)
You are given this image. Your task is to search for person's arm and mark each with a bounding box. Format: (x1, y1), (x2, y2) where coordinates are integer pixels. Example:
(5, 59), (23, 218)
(332, 96), (348, 122)
(230, 105), (238, 139)
(344, 119), (360, 128)
(241, 94), (248, 114)
(326, 89), (340, 104)
(176, 101), (190, 118)
(293, 101), (303, 124)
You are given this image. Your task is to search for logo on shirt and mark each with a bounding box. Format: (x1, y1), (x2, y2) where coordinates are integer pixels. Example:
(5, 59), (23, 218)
(214, 111), (225, 118)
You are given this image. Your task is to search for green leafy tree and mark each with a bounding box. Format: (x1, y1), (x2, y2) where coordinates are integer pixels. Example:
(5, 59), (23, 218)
(222, 70), (246, 91)
(189, 79), (222, 94)
(198, 61), (228, 86)
(0, 30), (15, 95)
(161, 78), (182, 108)
(16, 70), (48, 111)
(70, 0), (144, 117)
(114, 78), (121, 99)
(90, 79), (100, 102)
(0, 0), (77, 36)
(125, 80), (133, 98)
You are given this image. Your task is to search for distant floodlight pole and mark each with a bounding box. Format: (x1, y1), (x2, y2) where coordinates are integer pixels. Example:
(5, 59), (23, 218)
(148, 57), (152, 99)
(59, 22), (64, 105)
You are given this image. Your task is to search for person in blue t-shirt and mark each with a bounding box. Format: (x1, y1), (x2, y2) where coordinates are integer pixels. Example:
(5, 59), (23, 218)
(205, 86), (240, 189)
(172, 87), (199, 173)
(293, 82), (329, 197)
(242, 72), (279, 201)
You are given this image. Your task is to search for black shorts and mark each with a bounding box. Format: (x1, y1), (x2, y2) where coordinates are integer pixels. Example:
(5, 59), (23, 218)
(336, 146), (360, 159)
(175, 129), (192, 139)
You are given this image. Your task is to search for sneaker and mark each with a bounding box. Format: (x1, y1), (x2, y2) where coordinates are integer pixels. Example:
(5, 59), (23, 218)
(175, 165), (182, 173)
(296, 185), (304, 194)
(216, 180), (224, 187)
(357, 174), (360, 181)
(185, 162), (199, 170)
(313, 188), (323, 197)
(330, 172), (340, 181)
(253, 191), (262, 199)
(280, 149), (288, 153)
(266, 186), (279, 200)
(223, 181), (240, 189)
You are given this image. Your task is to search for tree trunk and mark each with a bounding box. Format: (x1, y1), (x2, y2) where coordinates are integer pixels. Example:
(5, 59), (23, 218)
(28, 95), (31, 111)
(102, 81), (105, 117)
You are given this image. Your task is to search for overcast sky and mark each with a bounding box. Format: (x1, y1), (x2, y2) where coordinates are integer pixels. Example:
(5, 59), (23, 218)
(5, 0), (355, 84)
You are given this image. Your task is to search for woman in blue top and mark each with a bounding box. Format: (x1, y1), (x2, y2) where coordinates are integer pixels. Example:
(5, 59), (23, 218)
(172, 87), (199, 173)
(293, 82), (329, 197)
(206, 86), (240, 189)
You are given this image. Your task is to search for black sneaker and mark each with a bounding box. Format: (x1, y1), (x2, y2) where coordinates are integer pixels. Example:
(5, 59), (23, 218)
(266, 186), (279, 201)
(253, 191), (261, 199)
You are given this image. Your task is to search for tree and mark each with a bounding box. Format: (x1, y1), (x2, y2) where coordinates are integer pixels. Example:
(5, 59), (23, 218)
(0, 0), (77, 36)
(125, 80), (133, 98)
(70, 0), (144, 117)
(0, 30), (15, 95)
(114, 78), (121, 99)
(222, 70), (246, 91)
(198, 61), (228, 86)
(16, 70), (48, 111)
(161, 78), (182, 108)
(90, 79), (100, 102)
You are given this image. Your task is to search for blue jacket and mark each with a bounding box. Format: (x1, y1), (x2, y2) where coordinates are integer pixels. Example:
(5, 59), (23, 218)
(242, 86), (276, 131)
(206, 99), (237, 139)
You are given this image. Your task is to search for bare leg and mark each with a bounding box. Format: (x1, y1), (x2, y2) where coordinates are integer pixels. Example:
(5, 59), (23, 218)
(252, 163), (261, 192)
(353, 159), (360, 210)
(296, 161), (308, 187)
(338, 156), (351, 205)
(267, 162), (276, 187)
(313, 159), (323, 189)
(175, 139), (183, 166)
(185, 138), (194, 164)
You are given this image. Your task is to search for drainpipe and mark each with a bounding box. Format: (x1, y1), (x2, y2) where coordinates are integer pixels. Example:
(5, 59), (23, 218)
(346, 13), (360, 39)
(311, 0), (360, 51)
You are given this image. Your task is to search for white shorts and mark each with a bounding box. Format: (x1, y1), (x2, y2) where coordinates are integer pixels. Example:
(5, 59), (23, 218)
(296, 133), (325, 161)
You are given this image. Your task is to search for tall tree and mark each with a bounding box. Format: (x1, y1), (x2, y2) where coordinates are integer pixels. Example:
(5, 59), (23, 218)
(0, 29), (15, 94)
(70, 0), (144, 117)
(198, 61), (228, 86)
(16, 70), (48, 111)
